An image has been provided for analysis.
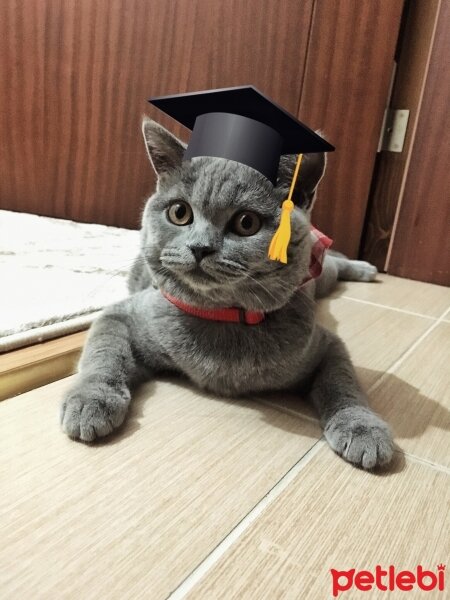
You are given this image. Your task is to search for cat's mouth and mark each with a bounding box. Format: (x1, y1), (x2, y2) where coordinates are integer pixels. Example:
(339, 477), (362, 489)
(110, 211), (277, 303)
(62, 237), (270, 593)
(160, 255), (245, 282)
(187, 265), (219, 283)
(176, 267), (231, 293)
(159, 259), (220, 284)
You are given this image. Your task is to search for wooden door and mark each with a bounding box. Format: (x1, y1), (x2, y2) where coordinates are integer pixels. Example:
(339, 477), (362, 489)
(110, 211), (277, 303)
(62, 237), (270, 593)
(362, 0), (449, 285)
(0, 0), (403, 259)
(298, 0), (404, 257)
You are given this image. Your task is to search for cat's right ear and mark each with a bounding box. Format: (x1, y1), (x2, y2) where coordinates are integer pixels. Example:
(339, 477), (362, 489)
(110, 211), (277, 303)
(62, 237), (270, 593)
(142, 117), (186, 177)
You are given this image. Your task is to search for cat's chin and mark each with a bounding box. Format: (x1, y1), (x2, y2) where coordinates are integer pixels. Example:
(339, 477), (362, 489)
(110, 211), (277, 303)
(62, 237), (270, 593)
(151, 263), (305, 312)
(159, 279), (295, 313)
(180, 267), (219, 286)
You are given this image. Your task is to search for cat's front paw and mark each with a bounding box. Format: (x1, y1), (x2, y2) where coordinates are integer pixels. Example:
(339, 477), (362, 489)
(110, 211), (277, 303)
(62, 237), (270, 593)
(60, 381), (131, 442)
(324, 406), (393, 469)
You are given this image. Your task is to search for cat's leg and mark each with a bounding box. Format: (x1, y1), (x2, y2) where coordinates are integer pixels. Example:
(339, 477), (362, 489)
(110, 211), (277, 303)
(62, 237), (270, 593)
(327, 250), (378, 282)
(334, 255), (378, 282)
(314, 252), (378, 298)
(60, 306), (156, 442)
(308, 328), (393, 469)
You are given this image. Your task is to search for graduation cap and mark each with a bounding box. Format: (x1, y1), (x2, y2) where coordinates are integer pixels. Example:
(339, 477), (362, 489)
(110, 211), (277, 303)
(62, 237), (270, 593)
(148, 85), (334, 264)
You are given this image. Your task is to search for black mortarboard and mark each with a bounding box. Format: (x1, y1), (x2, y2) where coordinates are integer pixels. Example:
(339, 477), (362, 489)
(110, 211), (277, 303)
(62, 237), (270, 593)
(148, 85), (334, 185)
(148, 85), (334, 264)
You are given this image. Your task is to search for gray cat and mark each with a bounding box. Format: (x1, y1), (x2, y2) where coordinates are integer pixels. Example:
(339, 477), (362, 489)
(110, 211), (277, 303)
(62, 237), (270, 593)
(60, 118), (393, 469)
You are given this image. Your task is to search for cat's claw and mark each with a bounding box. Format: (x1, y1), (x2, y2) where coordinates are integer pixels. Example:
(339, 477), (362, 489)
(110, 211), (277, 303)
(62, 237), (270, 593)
(324, 406), (394, 469)
(60, 383), (130, 442)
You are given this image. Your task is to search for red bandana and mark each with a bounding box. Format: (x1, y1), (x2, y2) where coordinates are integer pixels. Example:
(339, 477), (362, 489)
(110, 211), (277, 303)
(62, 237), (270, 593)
(163, 226), (332, 325)
(300, 226), (333, 286)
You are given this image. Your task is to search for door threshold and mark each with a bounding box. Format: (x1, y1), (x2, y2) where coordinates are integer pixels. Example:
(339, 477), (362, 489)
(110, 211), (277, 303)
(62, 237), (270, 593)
(0, 331), (87, 401)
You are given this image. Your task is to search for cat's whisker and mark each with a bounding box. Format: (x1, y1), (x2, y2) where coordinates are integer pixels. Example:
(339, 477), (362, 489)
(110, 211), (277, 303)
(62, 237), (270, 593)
(160, 258), (190, 267)
(242, 272), (283, 305)
(248, 288), (265, 309)
(211, 264), (244, 278)
(75, 263), (140, 302)
(64, 253), (155, 304)
(218, 258), (248, 272)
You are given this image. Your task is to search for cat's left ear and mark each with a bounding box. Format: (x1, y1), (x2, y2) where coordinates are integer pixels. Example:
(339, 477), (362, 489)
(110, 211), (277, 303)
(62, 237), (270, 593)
(142, 117), (186, 177)
(276, 148), (326, 212)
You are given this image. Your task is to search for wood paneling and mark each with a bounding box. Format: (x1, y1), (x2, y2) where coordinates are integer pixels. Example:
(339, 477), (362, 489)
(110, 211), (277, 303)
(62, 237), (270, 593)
(0, 0), (406, 255)
(299, 0), (404, 257)
(0, 1), (46, 212)
(362, 0), (441, 271)
(387, 0), (450, 285)
(0, 0), (314, 229)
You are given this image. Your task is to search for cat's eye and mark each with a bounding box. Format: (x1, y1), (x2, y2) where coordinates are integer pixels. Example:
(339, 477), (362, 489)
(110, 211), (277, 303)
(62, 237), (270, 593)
(167, 201), (193, 226)
(230, 211), (262, 237)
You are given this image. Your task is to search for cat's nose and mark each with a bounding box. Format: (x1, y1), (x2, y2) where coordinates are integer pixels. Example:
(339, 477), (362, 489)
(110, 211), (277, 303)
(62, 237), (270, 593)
(189, 245), (215, 263)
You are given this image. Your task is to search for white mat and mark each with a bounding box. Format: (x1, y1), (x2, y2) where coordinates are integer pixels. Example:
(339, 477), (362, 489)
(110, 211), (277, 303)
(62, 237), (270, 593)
(0, 210), (140, 352)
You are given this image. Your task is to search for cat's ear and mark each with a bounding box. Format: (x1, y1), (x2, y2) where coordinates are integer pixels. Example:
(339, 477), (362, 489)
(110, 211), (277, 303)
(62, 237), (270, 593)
(142, 117), (186, 177)
(276, 146), (326, 212)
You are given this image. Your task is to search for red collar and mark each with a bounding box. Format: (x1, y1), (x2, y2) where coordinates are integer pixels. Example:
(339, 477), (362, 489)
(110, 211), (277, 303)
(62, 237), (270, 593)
(163, 291), (265, 325)
(162, 226), (332, 326)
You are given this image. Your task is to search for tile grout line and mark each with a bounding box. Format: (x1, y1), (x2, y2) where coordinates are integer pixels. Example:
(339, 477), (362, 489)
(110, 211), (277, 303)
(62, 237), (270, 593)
(397, 449), (450, 476)
(254, 308), (450, 423)
(440, 305), (450, 319)
(171, 299), (450, 598)
(368, 307), (450, 395)
(249, 417), (450, 476)
(166, 439), (326, 600)
(255, 398), (318, 425)
(340, 295), (438, 320)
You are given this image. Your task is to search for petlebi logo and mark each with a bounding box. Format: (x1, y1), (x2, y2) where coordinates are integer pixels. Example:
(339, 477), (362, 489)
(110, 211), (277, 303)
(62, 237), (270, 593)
(330, 564), (446, 597)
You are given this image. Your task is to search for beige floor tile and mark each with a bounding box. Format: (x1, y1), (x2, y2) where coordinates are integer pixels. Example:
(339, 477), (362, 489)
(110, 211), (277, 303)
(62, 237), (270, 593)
(338, 274), (450, 318)
(264, 297), (433, 421)
(0, 376), (320, 600)
(187, 449), (450, 600)
(315, 298), (433, 389)
(370, 322), (450, 467)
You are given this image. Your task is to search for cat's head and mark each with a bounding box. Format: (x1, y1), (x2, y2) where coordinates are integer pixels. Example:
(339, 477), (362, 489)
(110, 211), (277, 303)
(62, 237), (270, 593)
(140, 118), (326, 311)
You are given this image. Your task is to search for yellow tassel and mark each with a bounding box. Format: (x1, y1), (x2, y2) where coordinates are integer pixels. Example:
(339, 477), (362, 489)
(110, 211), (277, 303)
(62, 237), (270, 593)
(268, 153), (303, 264)
(268, 199), (294, 264)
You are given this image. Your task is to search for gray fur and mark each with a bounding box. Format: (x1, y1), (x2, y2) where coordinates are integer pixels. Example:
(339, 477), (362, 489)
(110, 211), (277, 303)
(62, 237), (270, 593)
(60, 118), (393, 469)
